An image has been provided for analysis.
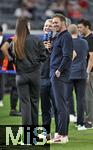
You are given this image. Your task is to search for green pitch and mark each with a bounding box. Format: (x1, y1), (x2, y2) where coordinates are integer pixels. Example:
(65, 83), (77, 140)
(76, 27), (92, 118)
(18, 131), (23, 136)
(0, 94), (93, 150)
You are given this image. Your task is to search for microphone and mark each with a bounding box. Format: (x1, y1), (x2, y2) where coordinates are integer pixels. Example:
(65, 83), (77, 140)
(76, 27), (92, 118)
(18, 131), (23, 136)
(43, 31), (53, 42)
(43, 31), (53, 53)
(47, 31), (53, 43)
(43, 33), (48, 42)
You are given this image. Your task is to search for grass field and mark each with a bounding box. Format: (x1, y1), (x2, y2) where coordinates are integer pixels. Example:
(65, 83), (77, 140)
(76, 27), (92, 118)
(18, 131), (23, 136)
(0, 94), (93, 150)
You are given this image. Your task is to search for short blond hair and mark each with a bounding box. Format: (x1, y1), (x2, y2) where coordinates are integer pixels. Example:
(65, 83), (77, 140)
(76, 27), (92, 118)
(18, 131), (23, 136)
(68, 24), (78, 34)
(44, 19), (52, 25)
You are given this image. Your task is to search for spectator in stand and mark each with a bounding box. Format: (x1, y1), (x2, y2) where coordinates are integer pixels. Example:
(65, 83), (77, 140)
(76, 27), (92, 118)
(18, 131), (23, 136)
(14, 0), (37, 19)
(78, 0), (88, 11)
(66, 0), (83, 23)
(14, 3), (32, 19)
(22, 0), (37, 19)
(45, 0), (66, 18)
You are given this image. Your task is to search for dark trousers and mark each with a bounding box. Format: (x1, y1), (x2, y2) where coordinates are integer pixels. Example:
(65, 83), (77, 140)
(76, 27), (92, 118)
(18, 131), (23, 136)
(69, 93), (75, 115)
(8, 74), (18, 111)
(85, 72), (93, 123)
(0, 74), (4, 100)
(51, 76), (69, 135)
(16, 70), (40, 125)
(69, 79), (86, 126)
(0, 74), (4, 101)
(41, 79), (58, 134)
(10, 86), (18, 110)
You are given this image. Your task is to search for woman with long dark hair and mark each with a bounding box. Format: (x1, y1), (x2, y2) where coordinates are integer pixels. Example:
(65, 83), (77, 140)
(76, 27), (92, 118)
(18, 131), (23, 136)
(14, 17), (47, 125)
(2, 17), (47, 125)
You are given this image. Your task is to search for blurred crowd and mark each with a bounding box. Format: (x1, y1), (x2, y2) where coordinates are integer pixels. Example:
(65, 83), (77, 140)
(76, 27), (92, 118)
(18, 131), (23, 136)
(14, 0), (88, 22)
(0, 0), (91, 30)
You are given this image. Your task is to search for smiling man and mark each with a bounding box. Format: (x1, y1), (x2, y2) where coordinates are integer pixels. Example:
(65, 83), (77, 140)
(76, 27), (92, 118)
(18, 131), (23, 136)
(50, 14), (73, 143)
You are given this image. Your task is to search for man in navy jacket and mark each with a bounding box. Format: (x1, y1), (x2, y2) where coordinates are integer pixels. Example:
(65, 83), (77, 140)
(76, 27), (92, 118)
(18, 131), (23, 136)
(50, 14), (73, 143)
(68, 24), (88, 131)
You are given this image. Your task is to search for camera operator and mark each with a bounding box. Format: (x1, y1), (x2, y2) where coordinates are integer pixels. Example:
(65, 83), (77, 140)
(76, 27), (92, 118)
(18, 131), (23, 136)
(1, 36), (21, 116)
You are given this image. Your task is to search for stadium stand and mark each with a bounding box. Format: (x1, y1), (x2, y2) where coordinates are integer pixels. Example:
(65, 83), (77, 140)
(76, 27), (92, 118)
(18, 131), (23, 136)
(0, 0), (93, 31)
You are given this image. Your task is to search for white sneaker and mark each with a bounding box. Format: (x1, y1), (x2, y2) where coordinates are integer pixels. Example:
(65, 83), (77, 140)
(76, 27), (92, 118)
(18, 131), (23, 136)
(77, 125), (87, 131)
(70, 114), (77, 122)
(60, 136), (68, 144)
(54, 132), (58, 138)
(0, 101), (3, 107)
(50, 135), (69, 144)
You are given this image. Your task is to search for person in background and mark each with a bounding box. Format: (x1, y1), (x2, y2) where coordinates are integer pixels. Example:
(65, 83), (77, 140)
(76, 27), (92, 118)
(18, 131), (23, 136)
(1, 36), (21, 116)
(78, 19), (93, 129)
(66, 17), (71, 28)
(66, 17), (77, 123)
(68, 24), (88, 130)
(0, 25), (6, 107)
(40, 19), (58, 140)
(50, 14), (73, 143)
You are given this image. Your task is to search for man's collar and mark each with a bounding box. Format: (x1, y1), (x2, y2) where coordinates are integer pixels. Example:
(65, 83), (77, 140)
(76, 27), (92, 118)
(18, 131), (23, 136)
(57, 30), (68, 36)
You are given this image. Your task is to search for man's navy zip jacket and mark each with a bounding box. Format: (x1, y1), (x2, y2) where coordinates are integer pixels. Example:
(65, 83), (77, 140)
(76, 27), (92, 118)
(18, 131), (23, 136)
(50, 30), (73, 82)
